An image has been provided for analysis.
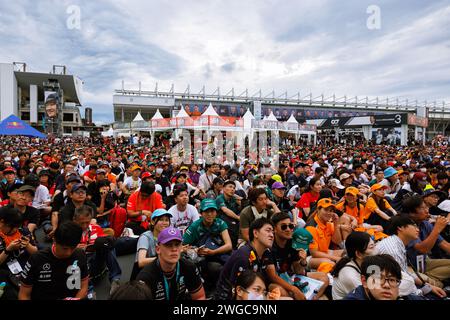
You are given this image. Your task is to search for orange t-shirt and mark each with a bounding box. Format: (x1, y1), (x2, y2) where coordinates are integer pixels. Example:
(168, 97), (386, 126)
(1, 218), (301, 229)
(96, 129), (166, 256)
(107, 173), (117, 184)
(306, 215), (335, 253)
(364, 197), (392, 220)
(335, 201), (365, 225)
(127, 191), (163, 220)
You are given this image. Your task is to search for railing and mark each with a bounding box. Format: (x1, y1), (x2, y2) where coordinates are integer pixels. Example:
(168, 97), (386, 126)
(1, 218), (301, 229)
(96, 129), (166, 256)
(114, 86), (450, 114)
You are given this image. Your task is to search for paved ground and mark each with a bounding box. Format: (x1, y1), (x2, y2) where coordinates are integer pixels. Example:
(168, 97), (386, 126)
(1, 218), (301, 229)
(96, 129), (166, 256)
(35, 228), (135, 300)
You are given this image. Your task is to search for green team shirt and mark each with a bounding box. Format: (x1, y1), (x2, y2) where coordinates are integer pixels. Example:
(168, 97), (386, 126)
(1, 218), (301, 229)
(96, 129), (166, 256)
(216, 194), (240, 215)
(183, 217), (228, 245)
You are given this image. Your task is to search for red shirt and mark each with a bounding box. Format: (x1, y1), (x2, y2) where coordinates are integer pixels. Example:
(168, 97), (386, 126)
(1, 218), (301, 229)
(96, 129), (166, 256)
(83, 171), (96, 181)
(296, 192), (319, 210)
(80, 224), (106, 246)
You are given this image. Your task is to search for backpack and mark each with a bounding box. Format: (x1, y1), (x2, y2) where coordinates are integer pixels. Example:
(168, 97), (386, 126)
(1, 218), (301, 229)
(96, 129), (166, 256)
(109, 204), (128, 237)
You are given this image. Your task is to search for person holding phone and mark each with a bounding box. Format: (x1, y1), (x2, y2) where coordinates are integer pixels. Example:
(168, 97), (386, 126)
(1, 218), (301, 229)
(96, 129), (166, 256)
(0, 206), (38, 300)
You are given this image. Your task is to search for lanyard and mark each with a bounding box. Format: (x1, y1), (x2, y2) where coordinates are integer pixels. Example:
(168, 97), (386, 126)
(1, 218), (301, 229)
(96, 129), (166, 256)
(161, 261), (180, 301)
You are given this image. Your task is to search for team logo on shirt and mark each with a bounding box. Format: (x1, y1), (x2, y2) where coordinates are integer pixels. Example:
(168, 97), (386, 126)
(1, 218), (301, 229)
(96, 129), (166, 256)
(66, 260), (81, 290)
(43, 263), (51, 271)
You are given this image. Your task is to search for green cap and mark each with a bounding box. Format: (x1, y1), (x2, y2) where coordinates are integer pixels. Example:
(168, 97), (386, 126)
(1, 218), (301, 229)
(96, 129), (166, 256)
(292, 228), (313, 251)
(200, 199), (218, 212)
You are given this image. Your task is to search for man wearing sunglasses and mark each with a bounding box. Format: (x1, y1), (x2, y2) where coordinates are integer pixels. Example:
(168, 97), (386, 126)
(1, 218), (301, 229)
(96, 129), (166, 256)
(265, 212), (329, 300)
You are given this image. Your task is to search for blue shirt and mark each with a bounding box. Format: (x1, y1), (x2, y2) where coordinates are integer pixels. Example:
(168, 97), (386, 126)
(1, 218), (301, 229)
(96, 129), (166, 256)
(406, 220), (444, 267)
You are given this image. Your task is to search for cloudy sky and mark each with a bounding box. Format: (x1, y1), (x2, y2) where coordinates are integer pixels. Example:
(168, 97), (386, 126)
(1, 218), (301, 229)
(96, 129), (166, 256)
(1, 0), (449, 123)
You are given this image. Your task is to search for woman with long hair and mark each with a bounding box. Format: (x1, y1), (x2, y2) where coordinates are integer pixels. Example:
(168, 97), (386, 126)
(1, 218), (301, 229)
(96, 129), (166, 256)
(331, 231), (376, 300)
(296, 177), (322, 219)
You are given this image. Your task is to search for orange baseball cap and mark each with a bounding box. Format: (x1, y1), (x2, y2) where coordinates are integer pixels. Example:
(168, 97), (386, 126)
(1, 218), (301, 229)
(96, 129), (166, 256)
(130, 165), (142, 171)
(317, 198), (336, 209)
(371, 183), (388, 192)
(345, 186), (359, 197)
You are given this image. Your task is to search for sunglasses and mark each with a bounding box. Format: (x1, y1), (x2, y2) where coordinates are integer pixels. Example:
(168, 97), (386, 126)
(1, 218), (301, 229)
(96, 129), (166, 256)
(280, 223), (295, 231)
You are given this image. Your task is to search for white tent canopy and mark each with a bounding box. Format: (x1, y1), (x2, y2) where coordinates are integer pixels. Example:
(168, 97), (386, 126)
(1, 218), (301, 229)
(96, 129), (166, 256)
(101, 126), (115, 137)
(286, 114), (299, 124)
(133, 112), (145, 122)
(151, 109), (164, 120)
(266, 111), (278, 121)
(243, 109), (255, 130)
(202, 102), (220, 117)
(176, 107), (191, 118)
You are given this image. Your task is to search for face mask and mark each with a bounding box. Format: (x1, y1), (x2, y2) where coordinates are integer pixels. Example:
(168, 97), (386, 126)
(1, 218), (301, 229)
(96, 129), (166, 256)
(156, 168), (163, 175)
(247, 292), (264, 301)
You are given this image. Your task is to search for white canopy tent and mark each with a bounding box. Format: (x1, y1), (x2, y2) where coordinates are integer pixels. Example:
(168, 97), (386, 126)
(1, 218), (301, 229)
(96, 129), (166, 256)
(175, 107), (191, 118)
(133, 112), (145, 122)
(286, 114), (299, 124)
(101, 126), (115, 137)
(202, 103), (220, 117)
(266, 111), (278, 122)
(151, 109), (164, 120)
(149, 109), (164, 146)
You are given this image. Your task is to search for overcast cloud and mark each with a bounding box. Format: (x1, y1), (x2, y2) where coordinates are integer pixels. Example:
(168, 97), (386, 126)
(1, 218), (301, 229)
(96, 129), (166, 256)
(0, 0), (449, 122)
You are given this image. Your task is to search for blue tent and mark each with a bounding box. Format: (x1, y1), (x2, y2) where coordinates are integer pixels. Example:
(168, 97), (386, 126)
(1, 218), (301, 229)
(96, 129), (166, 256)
(0, 114), (47, 138)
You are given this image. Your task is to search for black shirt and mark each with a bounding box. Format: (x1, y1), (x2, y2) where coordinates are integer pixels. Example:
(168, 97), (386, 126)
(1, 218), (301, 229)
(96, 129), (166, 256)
(7, 204), (40, 228)
(287, 173), (307, 189)
(154, 175), (170, 198)
(21, 247), (88, 300)
(111, 167), (123, 176)
(58, 200), (98, 225)
(87, 181), (101, 205)
(215, 244), (271, 300)
(273, 196), (294, 213)
(268, 239), (300, 274)
(51, 192), (68, 213)
(136, 258), (203, 302)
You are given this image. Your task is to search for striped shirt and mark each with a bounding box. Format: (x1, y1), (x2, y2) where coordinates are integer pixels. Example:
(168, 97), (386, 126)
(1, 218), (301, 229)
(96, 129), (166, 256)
(376, 235), (409, 273)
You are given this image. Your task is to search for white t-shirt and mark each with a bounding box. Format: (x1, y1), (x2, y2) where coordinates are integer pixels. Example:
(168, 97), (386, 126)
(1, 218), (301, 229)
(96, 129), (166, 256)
(168, 204), (200, 235)
(332, 260), (362, 300)
(287, 185), (301, 202)
(198, 173), (217, 193)
(124, 177), (142, 192)
(243, 180), (252, 193)
(170, 182), (197, 195)
(32, 185), (51, 209)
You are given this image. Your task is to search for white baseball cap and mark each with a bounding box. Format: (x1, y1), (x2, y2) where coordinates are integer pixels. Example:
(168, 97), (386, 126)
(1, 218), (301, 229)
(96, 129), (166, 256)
(329, 178), (345, 189)
(438, 200), (450, 213)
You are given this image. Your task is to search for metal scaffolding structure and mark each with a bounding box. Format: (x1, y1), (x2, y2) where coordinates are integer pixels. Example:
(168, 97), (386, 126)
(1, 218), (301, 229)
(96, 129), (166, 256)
(115, 83), (450, 117)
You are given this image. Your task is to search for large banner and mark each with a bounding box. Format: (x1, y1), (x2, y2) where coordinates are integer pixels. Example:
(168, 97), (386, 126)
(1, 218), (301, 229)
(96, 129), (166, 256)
(43, 91), (62, 136)
(181, 103), (247, 118)
(371, 127), (403, 145)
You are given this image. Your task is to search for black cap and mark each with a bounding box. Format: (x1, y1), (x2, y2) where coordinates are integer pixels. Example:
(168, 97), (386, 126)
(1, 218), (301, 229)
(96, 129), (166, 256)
(71, 183), (87, 193)
(45, 93), (59, 105)
(38, 170), (51, 177)
(67, 176), (82, 184)
(294, 162), (303, 169)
